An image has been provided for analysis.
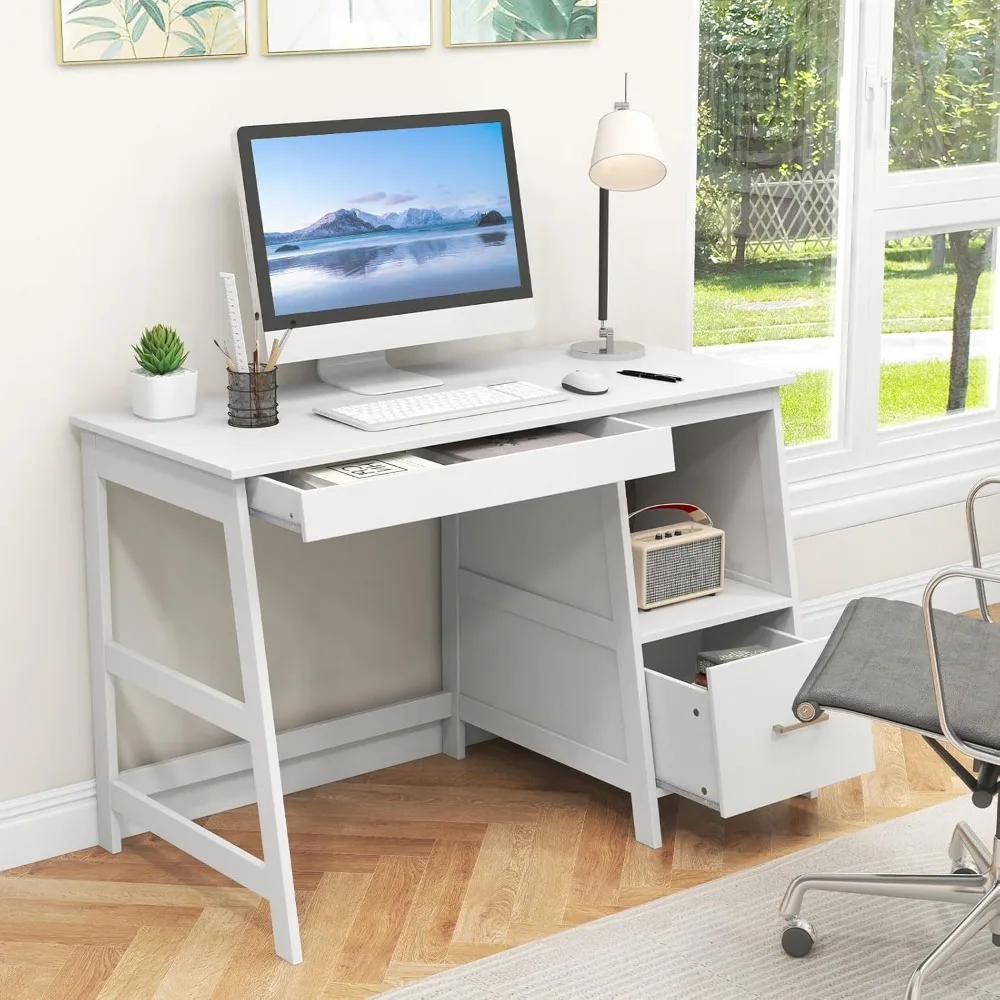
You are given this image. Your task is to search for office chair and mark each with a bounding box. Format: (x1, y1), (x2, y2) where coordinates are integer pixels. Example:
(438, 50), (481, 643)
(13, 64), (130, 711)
(779, 477), (1000, 1000)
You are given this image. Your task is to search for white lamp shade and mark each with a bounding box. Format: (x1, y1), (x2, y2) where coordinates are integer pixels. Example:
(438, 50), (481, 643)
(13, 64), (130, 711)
(589, 108), (667, 192)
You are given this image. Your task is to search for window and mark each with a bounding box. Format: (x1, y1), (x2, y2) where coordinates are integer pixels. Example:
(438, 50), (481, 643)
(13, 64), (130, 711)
(693, 0), (1000, 523)
(695, 0), (844, 447)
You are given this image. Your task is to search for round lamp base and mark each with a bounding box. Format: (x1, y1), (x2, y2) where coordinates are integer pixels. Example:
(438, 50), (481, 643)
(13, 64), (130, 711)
(569, 339), (645, 361)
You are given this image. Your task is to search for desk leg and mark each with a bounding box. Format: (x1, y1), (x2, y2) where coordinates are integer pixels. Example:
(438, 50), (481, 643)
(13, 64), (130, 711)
(81, 434), (122, 854)
(601, 484), (663, 850)
(441, 515), (465, 759)
(223, 484), (302, 964)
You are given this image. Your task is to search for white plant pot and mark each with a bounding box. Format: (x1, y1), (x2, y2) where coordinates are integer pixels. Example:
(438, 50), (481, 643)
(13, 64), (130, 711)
(129, 368), (198, 421)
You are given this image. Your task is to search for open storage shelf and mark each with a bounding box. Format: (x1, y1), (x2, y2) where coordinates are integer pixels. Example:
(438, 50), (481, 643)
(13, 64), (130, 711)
(626, 409), (795, 642)
(635, 577), (794, 643)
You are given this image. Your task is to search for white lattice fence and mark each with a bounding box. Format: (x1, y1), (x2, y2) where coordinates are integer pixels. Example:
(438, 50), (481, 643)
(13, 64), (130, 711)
(741, 170), (838, 255)
(696, 169), (839, 262)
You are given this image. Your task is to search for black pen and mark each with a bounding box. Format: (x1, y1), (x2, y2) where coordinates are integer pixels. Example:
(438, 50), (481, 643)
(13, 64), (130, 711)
(618, 369), (684, 383)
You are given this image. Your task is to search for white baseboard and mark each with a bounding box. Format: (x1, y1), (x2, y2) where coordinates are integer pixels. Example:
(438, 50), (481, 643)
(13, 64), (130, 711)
(799, 553), (1000, 639)
(0, 723), (450, 872)
(0, 782), (99, 872)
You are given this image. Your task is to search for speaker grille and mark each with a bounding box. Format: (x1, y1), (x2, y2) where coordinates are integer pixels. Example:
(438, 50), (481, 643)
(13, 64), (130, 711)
(645, 536), (723, 604)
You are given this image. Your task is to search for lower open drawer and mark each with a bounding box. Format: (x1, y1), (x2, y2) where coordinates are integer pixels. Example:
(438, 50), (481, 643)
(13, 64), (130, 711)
(645, 616), (874, 817)
(247, 415), (674, 541)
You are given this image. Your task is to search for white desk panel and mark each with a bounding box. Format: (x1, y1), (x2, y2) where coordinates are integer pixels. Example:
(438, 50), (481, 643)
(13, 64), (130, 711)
(71, 346), (791, 480)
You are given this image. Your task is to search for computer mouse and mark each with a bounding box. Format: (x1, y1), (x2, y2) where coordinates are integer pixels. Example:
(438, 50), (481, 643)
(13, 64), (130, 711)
(562, 370), (610, 395)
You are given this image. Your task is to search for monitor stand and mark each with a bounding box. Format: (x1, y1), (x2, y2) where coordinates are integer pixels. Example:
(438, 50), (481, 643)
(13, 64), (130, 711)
(317, 352), (444, 396)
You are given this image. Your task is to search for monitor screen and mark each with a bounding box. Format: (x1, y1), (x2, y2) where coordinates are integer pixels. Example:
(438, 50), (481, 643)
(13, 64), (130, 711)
(237, 112), (532, 333)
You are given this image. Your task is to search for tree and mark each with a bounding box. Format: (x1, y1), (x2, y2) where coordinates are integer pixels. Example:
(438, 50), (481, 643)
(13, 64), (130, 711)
(696, 0), (842, 266)
(947, 230), (994, 410)
(698, 0), (840, 174)
(890, 0), (998, 410)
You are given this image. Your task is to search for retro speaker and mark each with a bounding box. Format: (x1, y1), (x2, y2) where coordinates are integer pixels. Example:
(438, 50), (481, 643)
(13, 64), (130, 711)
(629, 503), (725, 611)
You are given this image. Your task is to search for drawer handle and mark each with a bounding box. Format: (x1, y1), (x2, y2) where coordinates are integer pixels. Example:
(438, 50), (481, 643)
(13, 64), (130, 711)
(773, 712), (830, 735)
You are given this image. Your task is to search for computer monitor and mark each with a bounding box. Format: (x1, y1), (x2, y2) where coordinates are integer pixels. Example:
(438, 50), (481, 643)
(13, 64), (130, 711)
(235, 110), (535, 394)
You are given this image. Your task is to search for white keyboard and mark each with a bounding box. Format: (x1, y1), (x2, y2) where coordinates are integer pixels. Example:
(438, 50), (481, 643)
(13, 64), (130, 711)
(315, 381), (563, 431)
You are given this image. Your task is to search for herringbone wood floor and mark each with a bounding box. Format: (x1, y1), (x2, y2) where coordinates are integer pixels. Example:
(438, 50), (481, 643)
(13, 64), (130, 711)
(0, 726), (969, 999)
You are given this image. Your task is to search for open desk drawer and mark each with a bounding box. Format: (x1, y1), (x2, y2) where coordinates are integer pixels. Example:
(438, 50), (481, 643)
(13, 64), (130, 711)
(247, 416), (674, 541)
(645, 621), (873, 817)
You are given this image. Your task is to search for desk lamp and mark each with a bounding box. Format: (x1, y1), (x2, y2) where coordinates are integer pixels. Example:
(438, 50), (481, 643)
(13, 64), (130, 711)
(570, 76), (667, 360)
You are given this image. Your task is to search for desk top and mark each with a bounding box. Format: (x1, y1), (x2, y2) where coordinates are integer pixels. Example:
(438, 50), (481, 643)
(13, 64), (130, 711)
(71, 346), (791, 480)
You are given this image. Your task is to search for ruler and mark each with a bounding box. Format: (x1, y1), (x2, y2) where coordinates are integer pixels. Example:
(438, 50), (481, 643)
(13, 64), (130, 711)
(219, 272), (250, 373)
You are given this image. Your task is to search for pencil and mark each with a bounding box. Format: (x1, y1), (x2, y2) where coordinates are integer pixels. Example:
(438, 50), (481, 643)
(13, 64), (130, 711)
(264, 326), (296, 371)
(264, 338), (281, 372)
(277, 326), (294, 355)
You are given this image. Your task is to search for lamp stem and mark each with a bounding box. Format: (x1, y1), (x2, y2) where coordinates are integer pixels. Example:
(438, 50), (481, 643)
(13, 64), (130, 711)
(598, 187), (609, 325)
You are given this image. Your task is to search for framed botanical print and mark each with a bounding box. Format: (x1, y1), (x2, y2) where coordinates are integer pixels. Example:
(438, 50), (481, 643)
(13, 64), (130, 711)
(446, 0), (597, 46)
(57, 0), (248, 64)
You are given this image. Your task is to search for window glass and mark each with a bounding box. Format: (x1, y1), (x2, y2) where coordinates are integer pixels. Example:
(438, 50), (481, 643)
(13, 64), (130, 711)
(694, 0), (843, 446)
(878, 229), (996, 427)
(890, 0), (999, 171)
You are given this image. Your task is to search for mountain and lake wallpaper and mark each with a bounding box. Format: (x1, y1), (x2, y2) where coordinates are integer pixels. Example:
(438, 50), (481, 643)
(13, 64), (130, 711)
(251, 122), (522, 317)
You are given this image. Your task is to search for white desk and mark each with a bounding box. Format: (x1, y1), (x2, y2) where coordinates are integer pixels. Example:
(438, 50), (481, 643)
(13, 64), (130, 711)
(71, 345), (874, 963)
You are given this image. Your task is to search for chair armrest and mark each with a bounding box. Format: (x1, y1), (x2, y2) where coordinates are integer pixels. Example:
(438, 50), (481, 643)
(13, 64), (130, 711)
(966, 476), (1000, 622)
(922, 566), (1000, 767)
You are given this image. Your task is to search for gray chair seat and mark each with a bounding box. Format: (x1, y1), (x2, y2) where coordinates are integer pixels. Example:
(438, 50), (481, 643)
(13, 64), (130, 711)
(795, 596), (1000, 751)
(781, 483), (1000, 1000)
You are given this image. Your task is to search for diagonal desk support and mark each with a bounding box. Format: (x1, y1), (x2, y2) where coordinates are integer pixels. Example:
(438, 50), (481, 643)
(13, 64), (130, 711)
(221, 484), (300, 962)
(79, 432), (303, 964)
(601, 482), (663, 848)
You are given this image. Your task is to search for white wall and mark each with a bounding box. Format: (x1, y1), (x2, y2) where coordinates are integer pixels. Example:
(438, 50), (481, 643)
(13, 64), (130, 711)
(797, 493), (1000, 602)
(1, 2), (699, 800)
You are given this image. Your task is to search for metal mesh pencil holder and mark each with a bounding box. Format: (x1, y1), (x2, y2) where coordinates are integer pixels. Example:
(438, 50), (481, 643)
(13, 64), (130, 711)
(228, 369), (278, 428)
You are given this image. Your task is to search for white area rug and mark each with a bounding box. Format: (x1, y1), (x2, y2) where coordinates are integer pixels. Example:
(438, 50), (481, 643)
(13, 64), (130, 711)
(383, 797), (1000, 999)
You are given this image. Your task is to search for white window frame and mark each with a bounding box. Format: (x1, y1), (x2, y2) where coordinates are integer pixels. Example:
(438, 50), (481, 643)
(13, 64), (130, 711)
(774, 0), (1000, 537)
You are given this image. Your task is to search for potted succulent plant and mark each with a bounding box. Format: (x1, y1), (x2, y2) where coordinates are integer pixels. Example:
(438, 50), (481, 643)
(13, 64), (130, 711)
(129, 324), (198, 421)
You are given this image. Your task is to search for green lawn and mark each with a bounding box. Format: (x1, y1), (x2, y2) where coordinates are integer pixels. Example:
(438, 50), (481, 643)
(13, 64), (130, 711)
(780, 358), (990, 446)
(693, 255), (994, 347)
(695, 247), (996, 440)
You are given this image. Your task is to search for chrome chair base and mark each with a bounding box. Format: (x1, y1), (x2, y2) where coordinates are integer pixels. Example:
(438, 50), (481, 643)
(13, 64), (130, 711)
(780, 822), (1000, 1000)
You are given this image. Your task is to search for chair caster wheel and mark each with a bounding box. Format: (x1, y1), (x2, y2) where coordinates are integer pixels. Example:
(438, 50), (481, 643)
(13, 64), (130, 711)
(781, 919), (815, 958)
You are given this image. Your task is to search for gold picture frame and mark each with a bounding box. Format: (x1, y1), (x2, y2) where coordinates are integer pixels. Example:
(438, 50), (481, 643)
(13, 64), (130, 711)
(445, 0), (597, 47)
(56, 0), (248, 65)
(262, 0), (433, 56)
